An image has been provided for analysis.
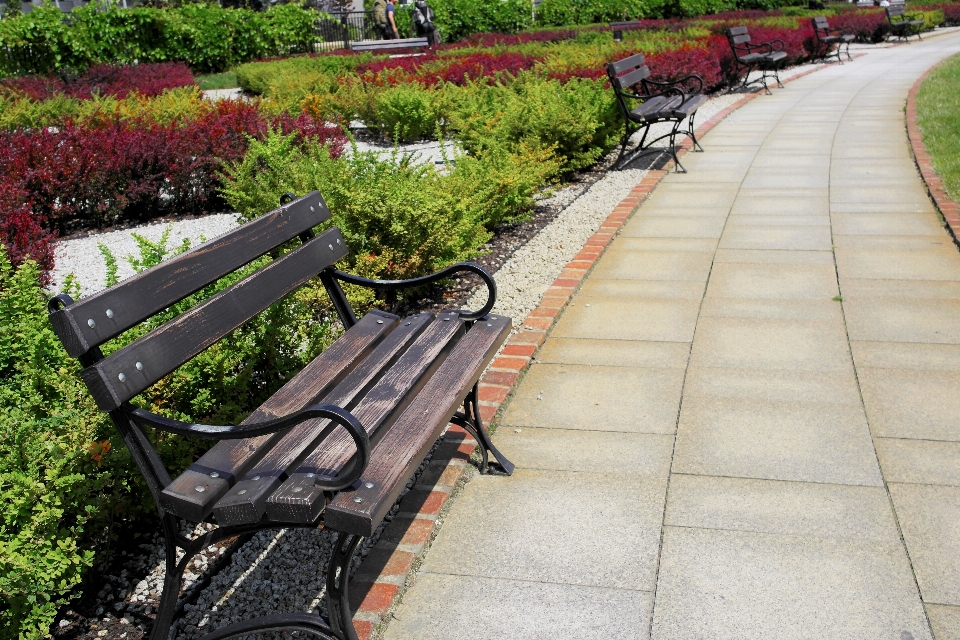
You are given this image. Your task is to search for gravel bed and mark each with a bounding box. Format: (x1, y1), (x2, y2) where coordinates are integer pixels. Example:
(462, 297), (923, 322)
(51, 82), (797, 640)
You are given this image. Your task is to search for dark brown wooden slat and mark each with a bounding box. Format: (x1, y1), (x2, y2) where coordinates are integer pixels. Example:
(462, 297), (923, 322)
(608, 52), (646, 76)
(158, 311), (398, 522)
(49, 192), (331, 358)
(212, 312), (460, 526)
(614, 65), (651, 91)
(80, 228), (349, 412)
(727, 26), (748, 36)
(264, 311), (465, 523)
(732, 34), (751, 44)
(324, 314), (512, 537)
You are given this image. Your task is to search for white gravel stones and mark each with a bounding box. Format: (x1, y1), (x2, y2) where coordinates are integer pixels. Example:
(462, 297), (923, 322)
(50, 214), (241, 296)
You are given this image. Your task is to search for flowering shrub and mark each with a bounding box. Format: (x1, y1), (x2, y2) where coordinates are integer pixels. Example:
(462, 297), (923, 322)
(357, 51), (543, 87)
(828, 9), (889, 42)
(0, 63), (196, 101)
(0, 102), (347, 283)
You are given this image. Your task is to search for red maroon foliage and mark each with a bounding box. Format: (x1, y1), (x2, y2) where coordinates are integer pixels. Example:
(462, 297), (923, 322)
(358, 51), (542, 86)
(827, 10), (889, 42)
(0, 63), (196, 101)
(0, 101), (347, 282)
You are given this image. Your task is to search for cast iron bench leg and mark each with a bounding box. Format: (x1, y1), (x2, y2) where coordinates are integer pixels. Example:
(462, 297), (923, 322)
(453, 382), (516, 475)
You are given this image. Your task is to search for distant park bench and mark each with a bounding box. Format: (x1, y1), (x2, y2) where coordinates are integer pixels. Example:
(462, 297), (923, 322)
(605, 52), (706, 172)
(886, 3), (925, 41)
(725, 26), (787, 94)
(350, 37), (430, 53)
(811, 16), (855, 64)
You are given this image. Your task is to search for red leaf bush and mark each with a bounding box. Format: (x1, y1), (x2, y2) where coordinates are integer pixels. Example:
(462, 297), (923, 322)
(357, 51), (542, 87)
(827, 10), (890, 42)
(1, 63), (196, 101)
(0, 101), (346, 283)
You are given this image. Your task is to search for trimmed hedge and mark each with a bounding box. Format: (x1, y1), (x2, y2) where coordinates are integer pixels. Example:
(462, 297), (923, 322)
(0, 3), (322, 76)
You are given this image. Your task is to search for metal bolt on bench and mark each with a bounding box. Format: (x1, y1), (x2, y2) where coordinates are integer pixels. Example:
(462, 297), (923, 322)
(47, 191), (514, 640)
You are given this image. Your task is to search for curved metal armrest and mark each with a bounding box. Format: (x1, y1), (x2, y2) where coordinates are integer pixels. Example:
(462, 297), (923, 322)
(840, 25), (856, 35)
(643, 74), (704, 94)
(768, 38), (785, 51)
(128, 404), (370, 491)
(332, 262), (497, 321)
(129, 404), (371, 492)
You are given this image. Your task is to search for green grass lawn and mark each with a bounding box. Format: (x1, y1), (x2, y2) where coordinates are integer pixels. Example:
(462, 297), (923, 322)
(917, 53), (960, 204)
(196, 70), (239, 90)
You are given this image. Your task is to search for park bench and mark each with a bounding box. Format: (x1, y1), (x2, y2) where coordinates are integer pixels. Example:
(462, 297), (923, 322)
(610, 20), (644, 41)
(47, 191), (514, 640)
(724, 26), (787, 94)
(886, 3), (925, 41)
(350, 37), (430, 53)
(605, 52), (706, 172)
(811, 16), (855, 64)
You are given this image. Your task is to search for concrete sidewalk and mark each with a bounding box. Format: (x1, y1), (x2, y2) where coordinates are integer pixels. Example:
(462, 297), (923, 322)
(383, 32), (960, 640)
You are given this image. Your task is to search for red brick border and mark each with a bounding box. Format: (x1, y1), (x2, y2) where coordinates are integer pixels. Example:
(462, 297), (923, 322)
(905, 60), (960, 238)
(350, 59), (842, 640)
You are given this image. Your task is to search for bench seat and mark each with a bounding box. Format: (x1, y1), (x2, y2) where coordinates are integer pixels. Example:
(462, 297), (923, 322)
(350, 37), (429, 52)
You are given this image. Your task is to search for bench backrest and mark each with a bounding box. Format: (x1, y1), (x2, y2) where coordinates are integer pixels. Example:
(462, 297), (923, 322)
(811, 16), (831, 35)
(49, 191), (348, 413)
(886, 4), (908, 18)
(350, 37), (429, 51)
(605, 53), (651, 115)
(725, 26), (753, 58)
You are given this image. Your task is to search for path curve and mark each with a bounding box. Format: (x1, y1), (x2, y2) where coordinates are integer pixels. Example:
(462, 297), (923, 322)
(382, 32), (960, 640)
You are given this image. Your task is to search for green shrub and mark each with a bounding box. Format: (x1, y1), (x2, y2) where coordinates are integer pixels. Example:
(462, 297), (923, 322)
(371, 85), (444, 142)
(537, 0), (655, 26)
(665, 0), (736, 18)
(450, 74), (619, 175)
(430, 0), (533, 42)
(0, 3), (327, 77)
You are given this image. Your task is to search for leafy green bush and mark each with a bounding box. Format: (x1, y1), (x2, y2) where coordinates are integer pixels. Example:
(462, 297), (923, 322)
(537, 0), (658, 26)
(449, 74), (619, 175)
(666, 0), (736, 18)
(430, 0), (533, 42)
(0, 3), (326, 76)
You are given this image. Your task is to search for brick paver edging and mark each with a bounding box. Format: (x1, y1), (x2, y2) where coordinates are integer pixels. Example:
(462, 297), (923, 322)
(905, 59), (960, 240)
(350, 60), (836, 640)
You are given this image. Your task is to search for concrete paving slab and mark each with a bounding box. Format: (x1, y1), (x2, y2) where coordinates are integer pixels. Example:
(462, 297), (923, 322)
(835, 247), (960, 280)
(742, 169), (829, 189)
(681, 366), (861, 405)
(384, 574), (652, 640)
(589, 248), (715, 281)
(738, 187), (830, 199)
(622, 215), (727, 239)
(730, 196), (830, 216)
(830, 185), (932, 204)
(502, 363), (684, 433)
(698, 298), (844, 322)
(688, 316), (852, 372)
(651, 527), (931, 640)
(577, 278), (706, 301)
(615, 237), (719, 252)
(840, 277), (960, 300)
(889, 483), (960, 606)
(673, 396), (882, 485)
(705, 263), (838, 299)
(727, 214), (830, 226)
(493, 428), (674, 477)
(750, 153), (830, 170)
(713, 248), (835, 265)
(534, 337), (690, 369)
(844, 299), (960, 344)
(875, 438), (960, 487)
(850, 341), (960, 372)
(640, 185), (741, 209)
(665, 475), (899, 541)
(831, 201), (934, 213)
(927, 604), (960, 640)
(633, 206), (731, 218)
(832, 213), (946, 236)
(552, 296), (701, 342)
(858, 368), (960, 441)
(719, 225), (832, 251)
(419, 469), (667, 590)
(832, 234), (952, 249)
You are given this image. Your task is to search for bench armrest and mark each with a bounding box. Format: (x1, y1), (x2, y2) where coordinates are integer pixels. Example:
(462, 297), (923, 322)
(643, 74), (704, 95)
(331, 262), (497, 321)
(130, 403), (371, 491)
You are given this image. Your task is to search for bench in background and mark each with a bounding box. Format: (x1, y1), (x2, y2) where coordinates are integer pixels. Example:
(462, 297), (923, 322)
(350, 37), (430, 53)
(886, 3), (925, 42)
(725, 26), (787, 94)
(812, 16), (855, 64)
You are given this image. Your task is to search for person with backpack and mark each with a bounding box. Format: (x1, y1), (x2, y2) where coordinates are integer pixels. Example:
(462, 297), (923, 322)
(412, 0), (441, 45)
(373, 0), (399, 39)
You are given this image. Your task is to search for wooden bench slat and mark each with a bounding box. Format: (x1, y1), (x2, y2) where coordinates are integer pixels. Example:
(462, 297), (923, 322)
(158, 310), (397, 522)
(607, 52), (646, 77)
(49, 192), (330, 358)
(349, 38), (428, 51)
(613, 65), (651, 91)
(324, 314), (512, 537)
(211, 312), (444, 526)
(80, 228), (349, 412)
(263, 311), (464, 523)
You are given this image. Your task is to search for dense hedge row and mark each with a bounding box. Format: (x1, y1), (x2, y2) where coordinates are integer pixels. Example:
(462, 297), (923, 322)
(0, 3), (321, 76)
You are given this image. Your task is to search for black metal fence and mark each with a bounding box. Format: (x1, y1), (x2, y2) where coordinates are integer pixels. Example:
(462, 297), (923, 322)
(314, 11), (379, 50)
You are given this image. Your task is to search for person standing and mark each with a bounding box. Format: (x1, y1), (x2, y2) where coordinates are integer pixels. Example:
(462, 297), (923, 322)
(373, 0), (398, 40)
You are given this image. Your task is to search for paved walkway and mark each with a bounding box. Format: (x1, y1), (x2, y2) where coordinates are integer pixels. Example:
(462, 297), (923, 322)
(384, 32), (960, 640)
